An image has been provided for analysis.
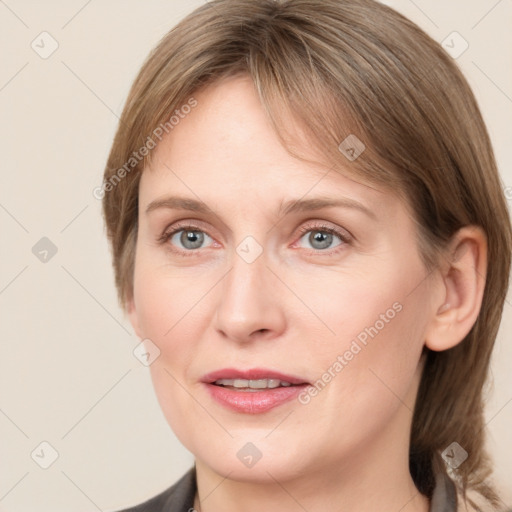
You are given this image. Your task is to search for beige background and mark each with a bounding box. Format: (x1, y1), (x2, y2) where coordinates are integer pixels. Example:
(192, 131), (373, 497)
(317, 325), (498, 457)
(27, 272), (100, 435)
(0, 1), (510, 510)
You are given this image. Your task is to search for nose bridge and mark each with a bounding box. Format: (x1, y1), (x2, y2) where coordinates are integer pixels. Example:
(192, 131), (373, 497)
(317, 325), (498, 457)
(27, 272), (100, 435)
(223, 242), (270, 318)
(214, 239), (285, 341)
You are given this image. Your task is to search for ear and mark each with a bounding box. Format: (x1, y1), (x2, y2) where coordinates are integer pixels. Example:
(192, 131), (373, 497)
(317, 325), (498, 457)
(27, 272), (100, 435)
(424, 226), (487, 352)
(126, 295), (143, 339)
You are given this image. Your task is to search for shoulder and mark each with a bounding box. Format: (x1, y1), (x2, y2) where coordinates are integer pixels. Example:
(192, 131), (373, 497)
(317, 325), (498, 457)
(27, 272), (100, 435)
(112, 467), (196, 512)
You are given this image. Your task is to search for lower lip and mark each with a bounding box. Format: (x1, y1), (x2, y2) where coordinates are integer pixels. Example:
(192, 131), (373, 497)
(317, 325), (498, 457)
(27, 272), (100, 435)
(204, 383), (308, 414)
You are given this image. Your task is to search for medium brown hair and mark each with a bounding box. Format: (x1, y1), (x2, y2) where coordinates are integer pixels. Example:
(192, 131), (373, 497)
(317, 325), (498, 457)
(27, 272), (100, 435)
(102, 0), (512, 507)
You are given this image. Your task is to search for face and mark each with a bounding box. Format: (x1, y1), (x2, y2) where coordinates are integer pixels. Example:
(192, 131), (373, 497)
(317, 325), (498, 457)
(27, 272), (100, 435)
(128, 75), (437, 483)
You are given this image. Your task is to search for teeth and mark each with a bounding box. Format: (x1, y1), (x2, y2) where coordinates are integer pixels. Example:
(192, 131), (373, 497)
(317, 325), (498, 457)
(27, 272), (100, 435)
(215, 378), (293, 389)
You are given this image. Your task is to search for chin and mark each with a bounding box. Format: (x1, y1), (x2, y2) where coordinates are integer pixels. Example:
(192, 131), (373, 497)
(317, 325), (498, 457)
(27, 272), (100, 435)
(188, 432), (315, 483)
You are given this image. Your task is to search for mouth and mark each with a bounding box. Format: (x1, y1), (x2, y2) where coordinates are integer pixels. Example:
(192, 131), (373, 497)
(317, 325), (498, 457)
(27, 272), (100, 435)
(201, 368), (310, 414)
(213, 378), (295, 391)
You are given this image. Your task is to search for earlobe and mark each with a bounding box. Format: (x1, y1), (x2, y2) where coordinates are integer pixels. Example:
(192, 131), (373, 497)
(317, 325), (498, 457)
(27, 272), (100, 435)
(424, 226), (487, 352)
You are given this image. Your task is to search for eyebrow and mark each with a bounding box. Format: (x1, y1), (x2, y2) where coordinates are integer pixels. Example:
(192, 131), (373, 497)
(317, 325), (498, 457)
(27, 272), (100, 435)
(146, 196), (214, 215)
(278, 196), (376, 220)
(145, 195), (376, 220)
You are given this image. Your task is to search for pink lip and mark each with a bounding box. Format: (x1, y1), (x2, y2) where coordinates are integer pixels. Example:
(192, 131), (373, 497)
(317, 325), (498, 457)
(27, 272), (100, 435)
(201, 368), (309, 385)
(201, 368), (310, 414)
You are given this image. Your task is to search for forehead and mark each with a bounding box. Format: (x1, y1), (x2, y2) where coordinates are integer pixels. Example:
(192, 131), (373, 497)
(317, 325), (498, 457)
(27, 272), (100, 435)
(139, 75), (397, 219)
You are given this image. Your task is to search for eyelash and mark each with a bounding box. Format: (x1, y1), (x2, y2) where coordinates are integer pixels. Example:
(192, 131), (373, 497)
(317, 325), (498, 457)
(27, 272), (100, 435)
(158, 221), (352, 257)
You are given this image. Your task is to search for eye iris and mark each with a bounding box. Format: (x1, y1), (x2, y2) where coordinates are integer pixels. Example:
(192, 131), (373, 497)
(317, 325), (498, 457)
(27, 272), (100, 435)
(172, 228), (339, 251)
(181, 230), (204, 249)
(310, 231), (333, 249)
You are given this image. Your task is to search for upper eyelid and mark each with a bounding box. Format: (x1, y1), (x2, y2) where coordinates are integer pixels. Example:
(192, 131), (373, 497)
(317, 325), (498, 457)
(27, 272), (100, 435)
(298, 221), (351, 237)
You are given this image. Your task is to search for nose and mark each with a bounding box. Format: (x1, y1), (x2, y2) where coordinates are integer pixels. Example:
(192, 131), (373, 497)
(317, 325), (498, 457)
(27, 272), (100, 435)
(213, 247), (287, 344)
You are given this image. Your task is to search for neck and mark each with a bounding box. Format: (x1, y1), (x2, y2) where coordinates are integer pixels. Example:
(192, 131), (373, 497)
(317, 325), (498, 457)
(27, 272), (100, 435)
(193, 428), (430, 512)
(194, 461), (429, 512)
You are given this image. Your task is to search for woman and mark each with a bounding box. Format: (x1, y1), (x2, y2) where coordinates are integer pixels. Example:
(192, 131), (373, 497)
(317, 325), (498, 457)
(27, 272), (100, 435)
(101, 0), (512, 510)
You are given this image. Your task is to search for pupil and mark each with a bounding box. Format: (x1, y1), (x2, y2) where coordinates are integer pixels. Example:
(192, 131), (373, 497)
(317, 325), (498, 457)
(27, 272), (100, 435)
(311, 231), (332, 249)
(182, 230), (203, 249)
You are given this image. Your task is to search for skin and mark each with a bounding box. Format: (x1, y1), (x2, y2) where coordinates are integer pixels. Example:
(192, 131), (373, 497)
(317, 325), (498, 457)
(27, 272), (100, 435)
(127, 75), (487, 512)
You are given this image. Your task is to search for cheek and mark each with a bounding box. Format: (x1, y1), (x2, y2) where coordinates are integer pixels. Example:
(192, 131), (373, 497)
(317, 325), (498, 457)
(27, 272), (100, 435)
(307, 260), (429, 406)
(132, 259), (211, 344)
(307, 265), (418, 351)
(132, 268), (209, 448)
(294, 289), (428, 460)
(131, 266), (206, 431)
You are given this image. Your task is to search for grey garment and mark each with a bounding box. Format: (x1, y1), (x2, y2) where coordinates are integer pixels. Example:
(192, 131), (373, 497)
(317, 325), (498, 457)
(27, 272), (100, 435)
(116, 467), (196, 512)
(431, 471), (458, 512)
(116, 466), (458, 512)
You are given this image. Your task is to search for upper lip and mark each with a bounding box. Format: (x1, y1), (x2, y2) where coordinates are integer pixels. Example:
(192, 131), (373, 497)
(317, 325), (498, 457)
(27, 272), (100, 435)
(201, 368), (310, 385)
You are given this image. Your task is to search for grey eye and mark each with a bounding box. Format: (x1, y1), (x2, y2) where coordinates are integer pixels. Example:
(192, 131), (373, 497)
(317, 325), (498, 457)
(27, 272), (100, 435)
(299, 230), (343, 251)
(172, 230), (212, 250)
